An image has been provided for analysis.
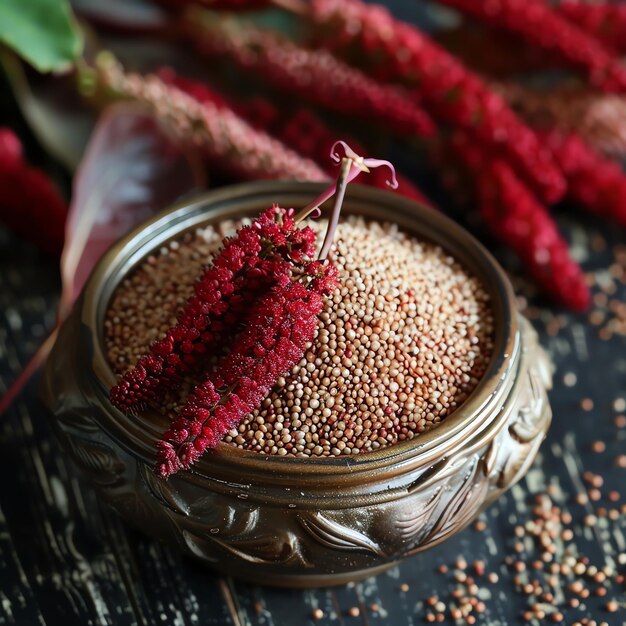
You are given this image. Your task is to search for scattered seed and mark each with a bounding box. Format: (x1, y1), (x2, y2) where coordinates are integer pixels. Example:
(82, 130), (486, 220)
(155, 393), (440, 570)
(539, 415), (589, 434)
(581, 398), (594, 411)
(591, 440), (606, 453)
(613, 398), (626, 412)
(563, 372), (577, 386)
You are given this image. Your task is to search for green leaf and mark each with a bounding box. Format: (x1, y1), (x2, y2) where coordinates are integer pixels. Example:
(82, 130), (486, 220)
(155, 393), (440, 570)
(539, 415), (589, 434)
(0, 0), (83, 73)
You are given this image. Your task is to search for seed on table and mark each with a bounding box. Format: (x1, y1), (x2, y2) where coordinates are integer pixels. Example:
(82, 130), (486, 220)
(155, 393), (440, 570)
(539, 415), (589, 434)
(613, 398), (626, 412)
(581, 398), (594, 411)
(563, 372), (577, 386)
(589, 488), (602, 501)
(591, 440), (606, 453)
(615, 415), (626, 428)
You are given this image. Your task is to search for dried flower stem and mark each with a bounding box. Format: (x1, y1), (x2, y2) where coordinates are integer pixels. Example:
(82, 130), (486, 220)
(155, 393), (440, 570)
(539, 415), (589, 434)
(320, 158), (352, 259)
(295, 141), (398, 223)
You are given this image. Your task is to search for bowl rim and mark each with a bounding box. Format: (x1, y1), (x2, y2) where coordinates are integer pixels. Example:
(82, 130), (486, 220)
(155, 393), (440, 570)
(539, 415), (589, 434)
(82, 181), (519, 483)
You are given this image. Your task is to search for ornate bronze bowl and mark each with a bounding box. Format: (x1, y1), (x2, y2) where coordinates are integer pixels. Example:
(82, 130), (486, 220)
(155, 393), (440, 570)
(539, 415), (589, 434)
(41, 182), (552, 587)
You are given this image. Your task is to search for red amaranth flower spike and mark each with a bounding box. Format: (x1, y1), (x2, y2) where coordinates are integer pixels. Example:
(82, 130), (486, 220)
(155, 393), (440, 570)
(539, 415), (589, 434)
(541, 130), (626, 228)
(155, 260), (338, 478)
(450, 133), (589, 312)
(109, 207), (316, 413)
(182, 10), (435, 139)
(307, 0), (566, 204)
(497, 82), (626, 160)
(435, 0), (626, 93)
(556, 1), (626, 55)
(159, 69), (431, 205)
(93, 55), (327, 183)
(0, 128), (67, 256)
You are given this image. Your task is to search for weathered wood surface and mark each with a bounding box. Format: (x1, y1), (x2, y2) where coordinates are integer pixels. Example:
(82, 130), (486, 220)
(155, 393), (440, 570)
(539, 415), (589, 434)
(1, 211), (626, 625)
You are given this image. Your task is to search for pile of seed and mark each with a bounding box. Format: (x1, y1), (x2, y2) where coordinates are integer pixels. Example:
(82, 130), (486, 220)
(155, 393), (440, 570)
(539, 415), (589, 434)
(104, 215), (494, 457)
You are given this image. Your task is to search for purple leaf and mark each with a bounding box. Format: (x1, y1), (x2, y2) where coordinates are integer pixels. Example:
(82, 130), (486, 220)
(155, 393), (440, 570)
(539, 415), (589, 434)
(59, 101), (205, 316)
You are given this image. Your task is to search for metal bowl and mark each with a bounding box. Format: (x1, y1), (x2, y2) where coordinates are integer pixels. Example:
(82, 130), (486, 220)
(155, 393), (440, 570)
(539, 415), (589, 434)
(40, 182), (553, 587)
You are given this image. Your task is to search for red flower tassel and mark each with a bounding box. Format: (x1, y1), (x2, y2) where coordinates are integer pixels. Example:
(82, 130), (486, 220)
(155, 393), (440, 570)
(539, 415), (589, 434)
(159, 69), (431, 206)
(451, 133), (590, 311)
(182, 10), (435, 139)
(155, 260), (338, 478)
(435, 0), (626, 93)
(556, 1), (626, 55)
(308, 0), (566, 204)
(94, 55), (327, 183)
(541, 130), (626, 228)
(0, 128), (67, 255)
(110, 207), (316, 413)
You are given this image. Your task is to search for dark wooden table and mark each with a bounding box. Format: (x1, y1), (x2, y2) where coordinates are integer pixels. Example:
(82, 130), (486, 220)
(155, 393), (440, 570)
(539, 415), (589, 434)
(2, 211), (626, 626)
